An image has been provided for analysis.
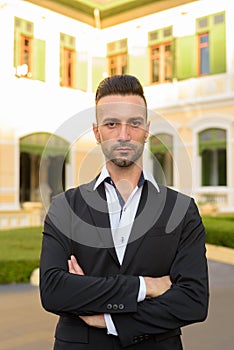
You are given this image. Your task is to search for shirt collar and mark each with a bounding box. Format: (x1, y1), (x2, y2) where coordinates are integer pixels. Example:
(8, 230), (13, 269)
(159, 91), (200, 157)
(93, 165), (160, 192)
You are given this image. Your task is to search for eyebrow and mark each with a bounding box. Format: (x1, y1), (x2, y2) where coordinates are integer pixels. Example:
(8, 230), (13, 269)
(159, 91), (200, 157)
(101, 116), (145, 124)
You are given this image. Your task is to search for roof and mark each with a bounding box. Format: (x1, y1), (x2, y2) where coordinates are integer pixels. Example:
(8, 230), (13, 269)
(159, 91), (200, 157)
(25, 0), (197, 28)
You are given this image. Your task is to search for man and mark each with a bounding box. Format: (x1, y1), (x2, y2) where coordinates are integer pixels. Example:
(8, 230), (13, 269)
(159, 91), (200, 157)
(40, 75), (209, 349)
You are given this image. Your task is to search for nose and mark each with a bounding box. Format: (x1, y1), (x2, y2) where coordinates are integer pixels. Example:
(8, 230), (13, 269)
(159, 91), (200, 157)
(118, 123), (131, 141)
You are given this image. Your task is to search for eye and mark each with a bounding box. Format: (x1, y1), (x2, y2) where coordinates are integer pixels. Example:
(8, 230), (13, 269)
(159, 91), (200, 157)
(106, 122), (118, 128)
(130, 120), (141, 127)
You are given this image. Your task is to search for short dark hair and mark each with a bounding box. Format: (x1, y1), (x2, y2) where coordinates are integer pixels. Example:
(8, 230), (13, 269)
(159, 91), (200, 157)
(95, 75), (147, 107)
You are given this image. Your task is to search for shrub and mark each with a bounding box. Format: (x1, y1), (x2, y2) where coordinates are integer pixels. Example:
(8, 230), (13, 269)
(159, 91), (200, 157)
(0, 260), (39, 284)
(202, 215), (234, 249)
(0, 218), (233, 284)
(0, 226), (42, 284)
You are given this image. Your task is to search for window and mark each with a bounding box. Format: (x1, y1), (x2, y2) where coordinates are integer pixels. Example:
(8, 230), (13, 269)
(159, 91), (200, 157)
(109, 54), (127, 76)
(61, 48), (75, 87)
(197, 17), (208, 29)
(214, 13), (224, 25)
(150, 133), (173, 186)
(20, 35), (32, 76)
(107, 39), (128, 76)
(199, 128), (226, 186)
(14, 17), (46, 81)
(150, 43), (172, 83)
(148, 26), (173, 84)
(60, 33), (76, 88)
(20, 133), (69, 203)
(198, 33), (210, 75)
(14, 18), (33, 78)
(196, 12), (226, 76)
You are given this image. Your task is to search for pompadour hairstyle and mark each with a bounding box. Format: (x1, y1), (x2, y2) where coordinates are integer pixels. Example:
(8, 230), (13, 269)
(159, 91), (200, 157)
(95, 74), (147, 107)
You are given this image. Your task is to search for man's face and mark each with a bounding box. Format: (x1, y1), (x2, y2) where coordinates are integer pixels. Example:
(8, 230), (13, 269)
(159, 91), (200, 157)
(93, 95), (149, 168)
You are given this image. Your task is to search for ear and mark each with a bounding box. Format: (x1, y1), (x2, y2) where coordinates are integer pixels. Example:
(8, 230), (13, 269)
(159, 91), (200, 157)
(144, 121), (150, 141)
(93, 123), (101, 143)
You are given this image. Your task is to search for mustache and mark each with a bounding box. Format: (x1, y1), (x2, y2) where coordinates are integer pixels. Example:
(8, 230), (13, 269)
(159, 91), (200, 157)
(111, 141), (137, 150)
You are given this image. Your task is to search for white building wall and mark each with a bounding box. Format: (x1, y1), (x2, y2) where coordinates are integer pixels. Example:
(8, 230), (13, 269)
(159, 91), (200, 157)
(0, 0), (234, 221)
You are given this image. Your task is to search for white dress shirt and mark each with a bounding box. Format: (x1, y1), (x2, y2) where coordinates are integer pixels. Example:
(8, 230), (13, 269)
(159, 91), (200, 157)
(93, 166), (160, 335)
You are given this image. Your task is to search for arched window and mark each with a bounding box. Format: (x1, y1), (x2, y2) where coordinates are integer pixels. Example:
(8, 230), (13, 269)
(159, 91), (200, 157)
(198, 128), (226, 186)
(20, 133), (69, 203)
(150, 133), (173, 186)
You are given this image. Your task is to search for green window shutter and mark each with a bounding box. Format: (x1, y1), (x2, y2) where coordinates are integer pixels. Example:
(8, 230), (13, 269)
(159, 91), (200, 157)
(14, 28), (21, 67)
(129, 47), (149, 86)
(77, 52), (88, 91)
(176, 35), (196, 80)
(210, 13), (226, 74)
(33, 39), (46, 81)
(92, 56), (106, 92)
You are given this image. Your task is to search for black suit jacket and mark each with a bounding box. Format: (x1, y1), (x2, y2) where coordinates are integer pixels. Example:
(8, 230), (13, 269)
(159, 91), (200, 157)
(40, 179), (209, 349)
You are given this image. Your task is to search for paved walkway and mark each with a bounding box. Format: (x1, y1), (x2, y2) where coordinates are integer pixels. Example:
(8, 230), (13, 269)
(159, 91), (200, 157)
(0, 260), (234, 350)
(206, 244), (234, 265)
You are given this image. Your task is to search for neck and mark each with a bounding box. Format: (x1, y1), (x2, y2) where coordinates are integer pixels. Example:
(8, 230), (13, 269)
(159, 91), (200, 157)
(106, 160), (143, 201)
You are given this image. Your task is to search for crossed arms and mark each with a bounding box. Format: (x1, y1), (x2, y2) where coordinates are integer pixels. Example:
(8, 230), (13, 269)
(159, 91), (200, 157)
(40, 195), (209, 347)
(68, 254), (172, 329)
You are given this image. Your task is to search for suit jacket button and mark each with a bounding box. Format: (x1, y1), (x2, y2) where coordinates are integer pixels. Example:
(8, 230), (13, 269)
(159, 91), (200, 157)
(139, 335), (144, 342)
(107, 304), (112, 310)
(119, 304), (124, 310)
(113, 304), (118, 310)
(132, 336), (138, 343)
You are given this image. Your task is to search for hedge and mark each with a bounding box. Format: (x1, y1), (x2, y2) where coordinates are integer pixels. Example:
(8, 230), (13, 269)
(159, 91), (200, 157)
(0, 226), (42, 284)
(0, 216), (233, 284)
(202, 215), (234, 249)
(0, 260), (39, 284)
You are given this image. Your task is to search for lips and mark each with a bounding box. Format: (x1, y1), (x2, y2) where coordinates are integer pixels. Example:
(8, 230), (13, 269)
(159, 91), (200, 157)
(115, 148), (132, 151)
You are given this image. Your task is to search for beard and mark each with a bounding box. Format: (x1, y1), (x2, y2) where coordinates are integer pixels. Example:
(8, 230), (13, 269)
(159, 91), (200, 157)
(101, 141), (144, 168)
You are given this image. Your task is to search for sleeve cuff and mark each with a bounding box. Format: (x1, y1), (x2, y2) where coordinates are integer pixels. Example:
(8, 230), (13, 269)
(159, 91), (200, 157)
(104, 314), (118, 336)
(137, 276), (146, 302)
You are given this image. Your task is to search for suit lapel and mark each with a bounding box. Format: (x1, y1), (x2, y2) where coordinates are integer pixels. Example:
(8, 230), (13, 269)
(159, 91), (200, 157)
(81, 181), (119, 266)
(120, 182), (166, 273)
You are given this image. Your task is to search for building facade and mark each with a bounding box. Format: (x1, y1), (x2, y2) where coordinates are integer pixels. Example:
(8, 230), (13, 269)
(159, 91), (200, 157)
(0, 0), (234, 228)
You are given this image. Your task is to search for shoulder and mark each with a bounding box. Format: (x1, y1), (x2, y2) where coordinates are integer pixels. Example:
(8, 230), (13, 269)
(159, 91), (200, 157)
(58, 178), (97, 201)
(158, 184), (197, 218)
(157, 184), (192, 202)
(48, 177), (96, 206)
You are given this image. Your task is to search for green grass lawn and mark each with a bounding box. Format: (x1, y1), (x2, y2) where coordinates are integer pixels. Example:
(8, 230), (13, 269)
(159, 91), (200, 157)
(0, 215), (233, 284)
(0, 226), (43, 261)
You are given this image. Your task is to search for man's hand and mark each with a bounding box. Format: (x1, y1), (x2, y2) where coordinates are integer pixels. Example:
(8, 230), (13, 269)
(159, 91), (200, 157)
(79, 314), (106, 328)
(144, 275), (172, 298)
(68, 255), (106, 329)
(68, 255), (84, 275)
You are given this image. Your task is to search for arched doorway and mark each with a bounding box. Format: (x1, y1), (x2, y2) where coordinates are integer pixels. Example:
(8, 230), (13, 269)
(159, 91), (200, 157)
(150, 133), (174, 186)
(20, 132), (69, 205)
